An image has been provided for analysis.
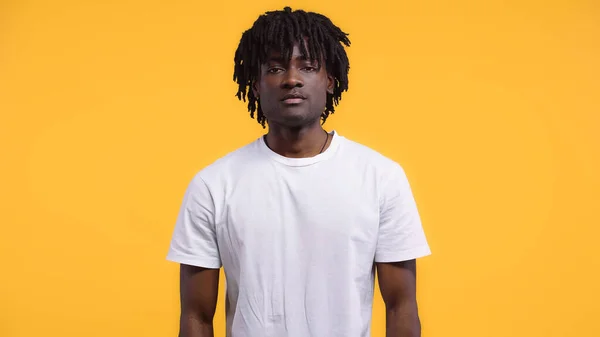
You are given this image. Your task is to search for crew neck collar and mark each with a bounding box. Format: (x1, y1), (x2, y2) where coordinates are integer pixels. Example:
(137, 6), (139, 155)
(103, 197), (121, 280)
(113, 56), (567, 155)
(259, 130), (342, 167)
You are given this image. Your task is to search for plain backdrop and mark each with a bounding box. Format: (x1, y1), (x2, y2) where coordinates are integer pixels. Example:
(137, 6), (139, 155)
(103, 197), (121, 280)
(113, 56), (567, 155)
(1, 0), (599, 336)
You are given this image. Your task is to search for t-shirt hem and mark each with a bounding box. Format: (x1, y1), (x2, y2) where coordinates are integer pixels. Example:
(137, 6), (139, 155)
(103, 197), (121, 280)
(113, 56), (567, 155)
(166, 252), (222, 269)
(374, 245), (432, 263)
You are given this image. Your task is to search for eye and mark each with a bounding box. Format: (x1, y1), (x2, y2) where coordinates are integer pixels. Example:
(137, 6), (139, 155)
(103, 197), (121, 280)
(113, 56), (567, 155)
(303, 66), (318, 72)
(267, 67), (284, 74)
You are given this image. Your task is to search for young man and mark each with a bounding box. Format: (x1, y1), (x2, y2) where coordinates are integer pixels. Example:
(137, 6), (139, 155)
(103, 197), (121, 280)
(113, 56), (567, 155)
(167, 6), (431, 337)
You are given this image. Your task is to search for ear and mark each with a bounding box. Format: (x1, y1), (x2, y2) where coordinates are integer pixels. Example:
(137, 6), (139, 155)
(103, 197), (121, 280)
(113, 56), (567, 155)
(326, 74), (334, 95)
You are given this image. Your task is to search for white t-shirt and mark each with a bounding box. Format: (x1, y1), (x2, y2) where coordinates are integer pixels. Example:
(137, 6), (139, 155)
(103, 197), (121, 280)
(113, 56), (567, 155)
(167, 131), (431, 337)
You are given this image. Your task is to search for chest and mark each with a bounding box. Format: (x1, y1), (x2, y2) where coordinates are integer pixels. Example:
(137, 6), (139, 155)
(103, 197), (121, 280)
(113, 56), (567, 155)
(214, 165), (381, 258)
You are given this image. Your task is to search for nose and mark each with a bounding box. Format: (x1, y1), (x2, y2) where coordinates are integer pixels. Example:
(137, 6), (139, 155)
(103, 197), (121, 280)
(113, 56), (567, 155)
(281, 67), (304, 89)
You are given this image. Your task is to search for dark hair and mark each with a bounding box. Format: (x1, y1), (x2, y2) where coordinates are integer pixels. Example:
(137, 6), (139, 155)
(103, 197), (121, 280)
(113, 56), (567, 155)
(233, 6), (351, 128)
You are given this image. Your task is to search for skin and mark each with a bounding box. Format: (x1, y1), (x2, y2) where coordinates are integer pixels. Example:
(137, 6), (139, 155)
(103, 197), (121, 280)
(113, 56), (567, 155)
(178, 265), (219, 337)
(177, 39), (422, 337)
(252, 40), (334, 158)
(377, 259), (422, 337)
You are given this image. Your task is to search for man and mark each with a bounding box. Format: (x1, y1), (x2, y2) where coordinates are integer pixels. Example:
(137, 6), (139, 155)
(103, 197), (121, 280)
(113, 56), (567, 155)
(167, 6), (431, 337)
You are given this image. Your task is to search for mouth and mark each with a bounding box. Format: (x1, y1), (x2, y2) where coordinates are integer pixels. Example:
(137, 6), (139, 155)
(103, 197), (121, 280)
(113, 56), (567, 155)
(280, 93), (306, 105)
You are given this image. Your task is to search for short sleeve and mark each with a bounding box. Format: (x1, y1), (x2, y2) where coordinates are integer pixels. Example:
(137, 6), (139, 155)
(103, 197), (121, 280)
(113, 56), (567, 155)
(166, 175), (222, 269)
(375, 164), (431, 263)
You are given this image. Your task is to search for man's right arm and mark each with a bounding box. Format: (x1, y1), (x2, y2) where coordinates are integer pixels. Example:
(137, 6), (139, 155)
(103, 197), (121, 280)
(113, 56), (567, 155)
(178, 264), (220, 337)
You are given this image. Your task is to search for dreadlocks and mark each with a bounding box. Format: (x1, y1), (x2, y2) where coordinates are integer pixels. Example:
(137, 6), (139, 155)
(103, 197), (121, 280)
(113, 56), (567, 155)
(233, 6), (351, 128)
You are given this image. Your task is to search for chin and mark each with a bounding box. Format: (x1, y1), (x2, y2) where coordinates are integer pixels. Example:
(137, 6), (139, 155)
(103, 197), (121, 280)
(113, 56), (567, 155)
(279, 115), (311, 128)
(273, 108), (314, 126)
(264, 104), (322, 128)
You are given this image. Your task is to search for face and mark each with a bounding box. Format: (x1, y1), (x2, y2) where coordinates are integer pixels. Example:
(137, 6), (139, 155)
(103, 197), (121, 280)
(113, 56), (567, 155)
(253, 41), (334, 128)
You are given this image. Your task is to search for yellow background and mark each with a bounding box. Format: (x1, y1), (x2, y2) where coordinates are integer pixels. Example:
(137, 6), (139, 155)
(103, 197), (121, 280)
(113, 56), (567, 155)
(1, 0), (599, 336)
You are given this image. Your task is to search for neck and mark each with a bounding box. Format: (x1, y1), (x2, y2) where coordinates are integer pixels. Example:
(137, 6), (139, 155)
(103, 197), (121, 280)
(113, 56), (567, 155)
(265, 122), (330, 158)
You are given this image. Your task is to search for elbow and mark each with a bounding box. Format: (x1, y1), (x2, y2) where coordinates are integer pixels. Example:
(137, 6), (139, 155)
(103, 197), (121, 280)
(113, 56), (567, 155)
(385, 300), (422, 336)
(387, 303), (419, 318)
(179, 311), (214, 337)
(181, 310), (214, 326)
(385, 298), (421, 322)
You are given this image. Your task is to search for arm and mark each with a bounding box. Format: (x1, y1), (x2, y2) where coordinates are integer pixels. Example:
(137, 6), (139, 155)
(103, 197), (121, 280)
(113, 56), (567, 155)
(374, 164), (430, 336)
(167, 176), (222, 337)
(179, 264), (220, 337)
(377, 259), (420, 337)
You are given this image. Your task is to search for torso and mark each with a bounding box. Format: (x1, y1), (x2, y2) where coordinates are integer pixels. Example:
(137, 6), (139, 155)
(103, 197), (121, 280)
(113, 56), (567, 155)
(202, 131), (393, 337)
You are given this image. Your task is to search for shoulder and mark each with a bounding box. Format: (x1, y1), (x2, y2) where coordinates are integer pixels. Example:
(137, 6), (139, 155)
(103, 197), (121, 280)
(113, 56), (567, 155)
(337, 136), (406, 177)
(192, 137), (263, 186)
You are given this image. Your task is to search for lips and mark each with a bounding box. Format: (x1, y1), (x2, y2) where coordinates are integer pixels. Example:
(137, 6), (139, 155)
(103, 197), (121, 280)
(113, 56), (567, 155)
(281, 93), (306, 104)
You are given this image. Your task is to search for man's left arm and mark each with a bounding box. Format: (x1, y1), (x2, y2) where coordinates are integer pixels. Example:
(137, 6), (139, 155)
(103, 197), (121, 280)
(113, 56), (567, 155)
(375, 163), (431, 337)
(377, 259), (420, 337)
